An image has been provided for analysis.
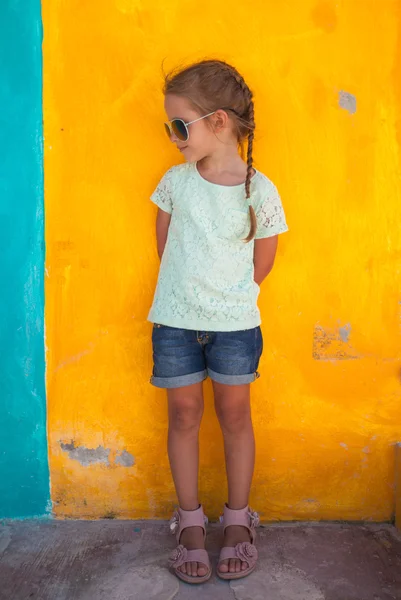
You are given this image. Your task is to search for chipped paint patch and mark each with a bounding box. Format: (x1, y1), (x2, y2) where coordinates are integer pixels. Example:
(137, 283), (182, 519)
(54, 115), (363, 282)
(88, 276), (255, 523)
(59, 442), (135, 468)
(60, 441), (110, 466)
(115, 450), (135, 467)
(338, 324), (351, 343)
(313, 323), (358, 360)
(339, 90), (357, 114)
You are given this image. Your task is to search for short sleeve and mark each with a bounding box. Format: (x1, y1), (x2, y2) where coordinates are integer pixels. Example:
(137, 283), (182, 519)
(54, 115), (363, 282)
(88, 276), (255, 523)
(254, 178), (288, 239)
(150, 168), (174, 214)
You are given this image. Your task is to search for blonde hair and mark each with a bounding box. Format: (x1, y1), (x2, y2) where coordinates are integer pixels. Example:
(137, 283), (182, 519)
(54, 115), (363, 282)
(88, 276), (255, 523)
(164, 60), (257, 242)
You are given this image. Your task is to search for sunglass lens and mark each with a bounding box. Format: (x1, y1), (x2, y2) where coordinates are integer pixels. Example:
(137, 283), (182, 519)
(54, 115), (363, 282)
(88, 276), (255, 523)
(164, 123), (171, 139)
(171, 119), (188, 141)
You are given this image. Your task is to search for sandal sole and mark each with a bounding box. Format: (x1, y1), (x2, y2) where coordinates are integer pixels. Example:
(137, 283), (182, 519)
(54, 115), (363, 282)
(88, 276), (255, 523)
(216, 564), (256, 581)
(172, 568), (212, 585)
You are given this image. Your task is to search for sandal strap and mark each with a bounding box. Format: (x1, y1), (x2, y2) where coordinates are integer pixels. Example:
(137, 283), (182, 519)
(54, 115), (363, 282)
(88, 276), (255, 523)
(169, 545), (211, 570)
(221, 505), (260, 543)
(169, 505), (208, 543)
(218, 542), (258, 568)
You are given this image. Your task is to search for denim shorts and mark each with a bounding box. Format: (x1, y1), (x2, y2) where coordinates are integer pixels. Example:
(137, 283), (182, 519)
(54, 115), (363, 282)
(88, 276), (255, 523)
(151, 325), (263, 389)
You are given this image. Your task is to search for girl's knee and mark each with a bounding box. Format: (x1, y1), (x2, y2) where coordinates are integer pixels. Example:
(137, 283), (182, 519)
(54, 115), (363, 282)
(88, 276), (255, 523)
(215, 398), (251, 434)
(169, 395), (203, 432)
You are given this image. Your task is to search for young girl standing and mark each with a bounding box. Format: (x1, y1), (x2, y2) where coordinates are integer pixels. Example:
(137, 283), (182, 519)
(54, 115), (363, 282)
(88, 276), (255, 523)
(148, 60), (288, 584)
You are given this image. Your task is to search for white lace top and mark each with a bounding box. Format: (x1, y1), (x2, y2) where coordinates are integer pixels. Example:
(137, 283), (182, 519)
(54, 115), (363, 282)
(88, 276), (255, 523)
(148, 162), (288, 332)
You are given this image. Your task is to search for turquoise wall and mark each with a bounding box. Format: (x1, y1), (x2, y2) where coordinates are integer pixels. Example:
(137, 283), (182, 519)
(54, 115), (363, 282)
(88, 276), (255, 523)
(0, 1), (50, 517)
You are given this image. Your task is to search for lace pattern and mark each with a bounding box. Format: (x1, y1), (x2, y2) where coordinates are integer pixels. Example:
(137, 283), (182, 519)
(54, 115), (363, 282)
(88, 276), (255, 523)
(149, 162), (288, 331)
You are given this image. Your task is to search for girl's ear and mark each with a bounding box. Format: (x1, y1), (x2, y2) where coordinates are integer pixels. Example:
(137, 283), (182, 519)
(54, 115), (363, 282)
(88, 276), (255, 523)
(213, 109), (229, 132)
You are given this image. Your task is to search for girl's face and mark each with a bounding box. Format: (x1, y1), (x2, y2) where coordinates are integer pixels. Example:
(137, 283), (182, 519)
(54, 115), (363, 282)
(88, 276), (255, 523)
(164, 94), (219, 162)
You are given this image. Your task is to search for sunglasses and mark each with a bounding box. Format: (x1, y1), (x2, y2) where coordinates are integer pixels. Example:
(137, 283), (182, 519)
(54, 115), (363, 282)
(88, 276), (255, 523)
(164, 112), (216, 142)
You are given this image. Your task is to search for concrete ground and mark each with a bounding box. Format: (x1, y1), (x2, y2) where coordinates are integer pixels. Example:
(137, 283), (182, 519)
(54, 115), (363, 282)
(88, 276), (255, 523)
(0, 520), (401, 600)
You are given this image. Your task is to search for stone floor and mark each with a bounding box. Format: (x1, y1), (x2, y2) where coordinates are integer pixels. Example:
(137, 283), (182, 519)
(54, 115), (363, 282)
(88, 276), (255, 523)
(0, 520), (401, 600)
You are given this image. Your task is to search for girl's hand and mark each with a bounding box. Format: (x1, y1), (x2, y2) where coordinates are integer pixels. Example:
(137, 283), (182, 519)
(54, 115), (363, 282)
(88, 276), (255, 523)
(156, 208), (172, 259)
(253, 235), (278, 285)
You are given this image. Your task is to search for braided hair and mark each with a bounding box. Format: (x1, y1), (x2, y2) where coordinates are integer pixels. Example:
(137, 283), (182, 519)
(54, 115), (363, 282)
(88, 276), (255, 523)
(164, 60), (257, 241)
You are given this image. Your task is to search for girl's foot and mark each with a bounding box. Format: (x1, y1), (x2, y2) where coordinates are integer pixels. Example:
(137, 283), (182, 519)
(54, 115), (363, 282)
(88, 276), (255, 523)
(177, 526), (208, 577)
(169, 505), (212, 584)
(218, 524), (252, 574)
(217, 505), (260, 580)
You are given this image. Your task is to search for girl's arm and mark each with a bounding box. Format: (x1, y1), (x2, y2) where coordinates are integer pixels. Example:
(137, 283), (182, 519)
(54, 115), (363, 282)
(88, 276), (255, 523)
(253, 235), (278, 285)
(156, 208), (171, 259)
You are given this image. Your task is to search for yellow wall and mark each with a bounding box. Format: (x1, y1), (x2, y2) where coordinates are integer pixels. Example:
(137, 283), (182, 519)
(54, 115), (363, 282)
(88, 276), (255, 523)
(43, 0), (401, 520)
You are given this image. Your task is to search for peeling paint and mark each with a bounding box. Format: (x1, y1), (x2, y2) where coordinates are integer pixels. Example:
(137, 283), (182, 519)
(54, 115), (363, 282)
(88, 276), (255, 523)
(339, 324), (351, 343)
(313, 323), (358, 360)
(59, 442), (135, 468)
(115, 450), (135, 467)
(60, 441), (110, 467)
(339, 90), (357, 114)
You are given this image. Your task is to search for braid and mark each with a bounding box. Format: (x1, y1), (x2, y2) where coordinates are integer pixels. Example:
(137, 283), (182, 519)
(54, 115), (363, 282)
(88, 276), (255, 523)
(242, 86), (257, 242)
(220, 63), (257, 241)
(245, 100), (254, 199)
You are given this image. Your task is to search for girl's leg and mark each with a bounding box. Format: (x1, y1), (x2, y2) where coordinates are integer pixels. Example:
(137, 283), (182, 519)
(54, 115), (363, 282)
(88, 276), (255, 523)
(167, 382), (206, 577)
(213, 381), (255, 575)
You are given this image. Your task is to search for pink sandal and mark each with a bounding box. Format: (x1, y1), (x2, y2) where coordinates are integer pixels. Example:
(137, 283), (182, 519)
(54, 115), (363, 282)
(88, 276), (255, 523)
(217, 504), (260, 580)
(168, 505), (212, 584)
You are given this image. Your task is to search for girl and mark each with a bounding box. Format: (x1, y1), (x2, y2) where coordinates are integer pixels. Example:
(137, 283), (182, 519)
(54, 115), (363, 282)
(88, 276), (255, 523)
(148, 60), (288, 584)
